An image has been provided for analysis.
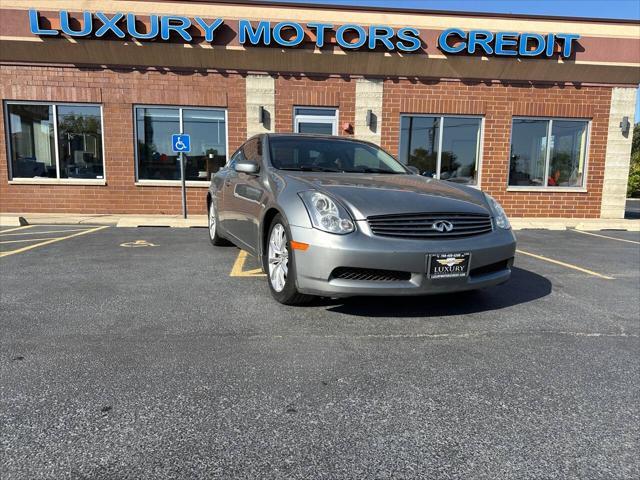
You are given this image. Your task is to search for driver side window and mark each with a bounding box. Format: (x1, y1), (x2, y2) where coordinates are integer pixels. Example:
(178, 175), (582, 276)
(242, 137), (263, 166)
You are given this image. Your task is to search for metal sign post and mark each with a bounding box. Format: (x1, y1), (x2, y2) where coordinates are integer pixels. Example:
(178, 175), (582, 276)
(172, 134), (191, 219)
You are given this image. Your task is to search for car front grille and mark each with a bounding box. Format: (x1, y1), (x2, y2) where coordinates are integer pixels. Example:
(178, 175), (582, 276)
(367, 212), (493, 239)
(331, 267), (411, 282)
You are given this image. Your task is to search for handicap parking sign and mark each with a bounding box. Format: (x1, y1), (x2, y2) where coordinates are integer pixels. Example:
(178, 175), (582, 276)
(172, 134), (191, 153)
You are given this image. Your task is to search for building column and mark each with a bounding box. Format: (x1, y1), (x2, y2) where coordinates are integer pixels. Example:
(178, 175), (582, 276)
(245, 74), (275, 137)
(601, 87), (637, 219)
(354, 78), (383, 145)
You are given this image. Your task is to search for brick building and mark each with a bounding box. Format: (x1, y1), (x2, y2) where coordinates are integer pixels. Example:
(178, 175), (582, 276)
(1, 0), (638, 218)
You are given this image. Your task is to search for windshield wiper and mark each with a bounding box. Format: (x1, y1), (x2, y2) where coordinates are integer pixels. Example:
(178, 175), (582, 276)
(278, 166), (343, 173)
(343, 167), (404, 174)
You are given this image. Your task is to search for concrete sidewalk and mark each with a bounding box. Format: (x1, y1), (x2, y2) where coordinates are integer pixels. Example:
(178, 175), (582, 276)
(0, 213), (207, 228)
(2, 213), (640, 231)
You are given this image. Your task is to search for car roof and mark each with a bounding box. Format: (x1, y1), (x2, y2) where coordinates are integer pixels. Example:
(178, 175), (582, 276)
(265, 133), (368, 142)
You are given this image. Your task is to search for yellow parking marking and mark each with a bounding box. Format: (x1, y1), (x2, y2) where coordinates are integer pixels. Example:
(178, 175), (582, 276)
(516, 249), (614, 280)
(0, 238), (64, 245)
(0, 226), (109, 258)
(571, 229), (640, 245)
(0, 225), (33, 234)
(230, 250), (266, 277)
(0, 228), (89, 237)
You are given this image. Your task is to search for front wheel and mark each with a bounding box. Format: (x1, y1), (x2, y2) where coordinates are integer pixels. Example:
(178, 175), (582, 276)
(267, 215), (312, 305)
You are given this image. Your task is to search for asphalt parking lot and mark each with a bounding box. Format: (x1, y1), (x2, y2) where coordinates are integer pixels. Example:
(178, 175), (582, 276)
(1, 225), (639, 479)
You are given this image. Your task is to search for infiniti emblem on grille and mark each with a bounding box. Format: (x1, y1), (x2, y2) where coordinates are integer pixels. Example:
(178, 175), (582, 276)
(432, 220), (454, 232)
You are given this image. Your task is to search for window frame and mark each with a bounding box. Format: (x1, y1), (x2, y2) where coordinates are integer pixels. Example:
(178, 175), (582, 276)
(507, 116), (591, 193)
(133, 104), (229, 187)
(4, 100), (106, 185)
(293, 106), (339, 136)
(398, 114), (485, 188)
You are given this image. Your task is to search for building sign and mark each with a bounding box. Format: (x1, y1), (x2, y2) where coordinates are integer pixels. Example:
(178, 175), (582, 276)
(28, 10), (580, 58)
(438, 28), (580, 57)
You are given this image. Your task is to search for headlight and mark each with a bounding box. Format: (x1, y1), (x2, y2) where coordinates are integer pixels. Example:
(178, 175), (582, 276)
(298, 191), (355, 234)
(484, 193), (511, 230)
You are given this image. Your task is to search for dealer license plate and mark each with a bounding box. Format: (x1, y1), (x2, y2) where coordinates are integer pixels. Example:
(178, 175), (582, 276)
(428, 253), (471, 279)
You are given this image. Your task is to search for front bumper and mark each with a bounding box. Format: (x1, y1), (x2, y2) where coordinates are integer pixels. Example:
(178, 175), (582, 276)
(289, 222), (516, 298)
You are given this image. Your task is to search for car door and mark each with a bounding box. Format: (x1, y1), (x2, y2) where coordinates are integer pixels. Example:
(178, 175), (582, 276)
(223, 137), (266, 253)
(216, 149), (240, 235)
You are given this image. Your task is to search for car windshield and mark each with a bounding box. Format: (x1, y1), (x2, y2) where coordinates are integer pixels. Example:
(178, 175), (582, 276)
(268, 137), (408, 174)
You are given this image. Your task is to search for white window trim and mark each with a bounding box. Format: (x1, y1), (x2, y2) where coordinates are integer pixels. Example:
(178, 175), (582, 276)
(133, 104), (229, 185)
(4, 100), (106, 184)
(508, 116), (591, 192)
(398, 114), (484, 188)
(293, 106), (339, 136)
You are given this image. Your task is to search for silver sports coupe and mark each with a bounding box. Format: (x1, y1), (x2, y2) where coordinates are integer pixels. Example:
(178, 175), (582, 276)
(207, 134), (516, 305)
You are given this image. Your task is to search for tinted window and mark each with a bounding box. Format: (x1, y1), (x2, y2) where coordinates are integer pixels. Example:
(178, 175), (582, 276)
(399, 115), (482, 185)
(242, 137), (263, 164)
(508, 118), (589, 188)
(268, 137), (407, 174)
(135, 106), (227, 181)
(6, 102), (105, 180)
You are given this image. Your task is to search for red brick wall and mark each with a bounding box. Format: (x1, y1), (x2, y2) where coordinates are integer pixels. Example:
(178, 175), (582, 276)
(382, 79), (612, 218)
(0, 65), (613, 217)
(0, 65), (246, 215)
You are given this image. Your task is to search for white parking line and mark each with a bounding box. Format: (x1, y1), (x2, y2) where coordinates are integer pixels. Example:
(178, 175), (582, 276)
(571, 229), (640, 245)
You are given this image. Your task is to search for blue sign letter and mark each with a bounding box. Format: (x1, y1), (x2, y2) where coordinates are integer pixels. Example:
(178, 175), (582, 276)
(556, 33), (580, 58)
(127, 13), (159, 40)
(161, 16), (192, 42)
(308, 23), (333, 48)
(494, 32), (518, 56)
(438, 28), (467, 54)
(194, 17), (224, 42)
(468, 30), (494, 55)
(368, 25), (395, 50)
(273, 22), (304, 47)
(29, 10), (58, 36)
(396, 27), (421, 52)
(336, 24), (367, 49)
(518, 33), (546, 56)
(95, 12), (125, 38)
(239, 20), (271, 45)
(60, 10), (93, 37)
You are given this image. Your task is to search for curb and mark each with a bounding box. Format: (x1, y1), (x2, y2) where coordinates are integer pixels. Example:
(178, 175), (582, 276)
(0, 215), (28, 227)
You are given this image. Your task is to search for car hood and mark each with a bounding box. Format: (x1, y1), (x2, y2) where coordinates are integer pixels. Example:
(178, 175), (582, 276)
(282, 172), (490, 220)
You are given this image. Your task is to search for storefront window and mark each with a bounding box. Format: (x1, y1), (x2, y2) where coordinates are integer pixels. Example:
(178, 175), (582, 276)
(399, 115), (482, 185)
(508, 118), (589, 188)
(294, 107), (338, 135)
(6, 102), (103, 180)
(135, 106), (227, 181)
(57, 105), (103, 179)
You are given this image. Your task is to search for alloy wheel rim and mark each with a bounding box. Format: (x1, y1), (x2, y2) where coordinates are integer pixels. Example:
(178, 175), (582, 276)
(209, 202), (216, 239)
(268, 224), (288, 293)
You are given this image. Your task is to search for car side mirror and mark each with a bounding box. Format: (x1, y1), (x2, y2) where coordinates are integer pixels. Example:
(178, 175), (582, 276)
(406, 165), (419, 175)
(235, 161), (260, 175)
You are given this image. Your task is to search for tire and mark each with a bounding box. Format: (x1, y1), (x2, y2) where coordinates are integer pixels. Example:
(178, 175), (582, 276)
(208, 197), (230, 246)
(266, 214), (313, 305)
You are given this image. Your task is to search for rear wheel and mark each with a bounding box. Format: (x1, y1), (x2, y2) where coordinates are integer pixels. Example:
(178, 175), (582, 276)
(267, 214), (312, 305)
(208, 198), (229, 246)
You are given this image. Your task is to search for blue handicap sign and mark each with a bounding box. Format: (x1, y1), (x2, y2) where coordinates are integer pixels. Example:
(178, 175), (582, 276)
(172, 134), (191, 153)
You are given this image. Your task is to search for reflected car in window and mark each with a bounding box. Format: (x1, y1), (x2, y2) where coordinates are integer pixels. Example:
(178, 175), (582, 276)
(207, 134), (516, 305)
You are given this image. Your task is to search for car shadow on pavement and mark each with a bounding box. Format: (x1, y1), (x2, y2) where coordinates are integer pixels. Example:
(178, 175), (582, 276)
(322, 267), (552, 317)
